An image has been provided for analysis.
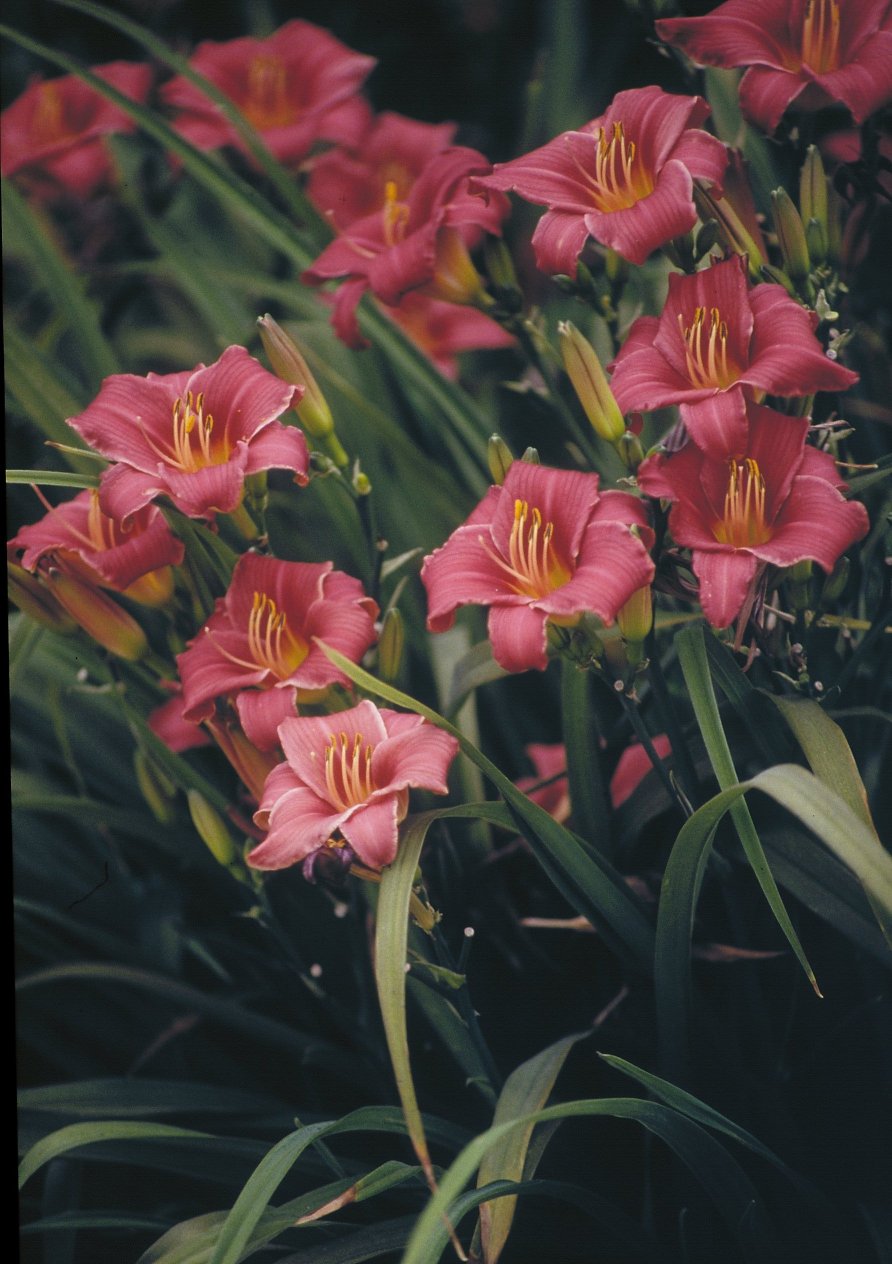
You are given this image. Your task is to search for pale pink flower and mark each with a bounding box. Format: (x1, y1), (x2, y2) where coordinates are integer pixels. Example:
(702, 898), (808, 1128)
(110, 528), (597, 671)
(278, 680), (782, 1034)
(249, 700), (459, 870)
(518, 735), (672, 817)
(67, 346), (309, 523)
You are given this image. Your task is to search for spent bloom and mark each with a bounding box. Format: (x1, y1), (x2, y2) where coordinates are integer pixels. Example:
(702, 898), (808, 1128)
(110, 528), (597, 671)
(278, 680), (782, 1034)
(160, 21), (374, 164)
(637, 402), (869, 628)
(68, 346), (309, 523)
(307, 106), (459, 231)
(609, 255), (858, 458)
(9, 489), (183, 607)
(249, 700), (459, 871)
(656, 0), (892, 134)
(304, 147), (509, 348)
(421, 461), (655, 673)
(471, 86), (728, 272)
(1, 61), (153, 199)
(176, 553), (379, 752)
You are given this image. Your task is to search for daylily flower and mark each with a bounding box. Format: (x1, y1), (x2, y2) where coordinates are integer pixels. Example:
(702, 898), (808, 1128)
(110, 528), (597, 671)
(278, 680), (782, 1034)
(67, 346), (309, 523)
(656, 0), (892, 134)
(175, 553), (379, 752)
(384, 292), (514, 379)
(471, 86), (728, 271)
(517, 734), (672, 817)
(160, 21), (374, 165)
(611, 736), (673, 808)
(421, 461), (655, 673)
(307, 105), (459, 231)
(637, 401), (869, 628)
(10, 489), (184, 607)
(304, 147), (509, 348)
(609, 255), (858, 458)
(248, 700), (459, 870)
(1, 61), (153, 199)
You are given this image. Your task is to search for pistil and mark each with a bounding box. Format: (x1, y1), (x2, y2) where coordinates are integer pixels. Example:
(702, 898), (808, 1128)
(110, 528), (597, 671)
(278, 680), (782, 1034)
(481, 499), (571, 598)
(801, 0), (841, 74)
(714, 457), (771, 548)
(324, 732), (376, 809)
(679, 306), (737, 390)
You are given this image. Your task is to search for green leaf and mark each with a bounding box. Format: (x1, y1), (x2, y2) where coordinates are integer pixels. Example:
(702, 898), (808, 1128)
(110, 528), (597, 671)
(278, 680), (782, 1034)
(19, 1078), (288, 1121)
(677, 624), (819, 993)
(316, 645), (656, 968)
(19, 1121), (215, 1189)
(477, 1032), (587, 1263)
(6, 468), (99, 489)
(561, 659), (611, 856)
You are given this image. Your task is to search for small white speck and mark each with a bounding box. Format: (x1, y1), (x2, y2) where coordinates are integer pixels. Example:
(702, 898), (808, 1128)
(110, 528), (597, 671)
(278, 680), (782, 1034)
(333, 901), (348, 919)
(814, 681), (824, 692)
(404, 962), (411, 973)
(76, 668), (88, 683)
(826, 348), (838, 360)
(309, 963), (323, 978)
(613, 679), (624, 692)
(463, 926), (475, 939)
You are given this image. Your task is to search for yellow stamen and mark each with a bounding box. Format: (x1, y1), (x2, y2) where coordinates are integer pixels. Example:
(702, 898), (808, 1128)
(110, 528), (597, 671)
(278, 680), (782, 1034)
(481, 498), (571, 598)
(801, 0), (841, 74)
(679, 306), (737, 390)
(713, 458), (772, 548)
(243, 54), (295, 129)
(382, 179), (411, 246)
(324, 731), (376, 809)
(137, 390), (227, 473)
(566, 120), (654, 213)
(205, 589), (309, 677)
(33, 83), (67, 144)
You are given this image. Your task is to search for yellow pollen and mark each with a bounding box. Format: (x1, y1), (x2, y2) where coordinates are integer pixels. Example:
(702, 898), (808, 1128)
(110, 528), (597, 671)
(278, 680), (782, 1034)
(679, 306), (737, 390)
(246, 591), (308, 677)
(382, 179), (411, 246)
(324, 731), (376, 810)
(801, 0), (841, 73)
(33, 83), (67, 145)
(243, 54), (295, 129)
(481, 498), (571, 598)
(136, 390), (229, 473)
(713, 458), (772, 549)
(566, 119), (654, 213)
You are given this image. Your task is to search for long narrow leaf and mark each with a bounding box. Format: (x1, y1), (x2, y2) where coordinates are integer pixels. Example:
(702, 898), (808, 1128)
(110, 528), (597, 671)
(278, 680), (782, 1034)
(19, 1121), (215, 1189)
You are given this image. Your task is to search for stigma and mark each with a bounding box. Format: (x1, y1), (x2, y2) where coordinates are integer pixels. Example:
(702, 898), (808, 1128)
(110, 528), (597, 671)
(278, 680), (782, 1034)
(324, 731), (376, 809)
(483, 499), (571, 598)
(679, 306), (738, 390)
(713, 458), (771, 548)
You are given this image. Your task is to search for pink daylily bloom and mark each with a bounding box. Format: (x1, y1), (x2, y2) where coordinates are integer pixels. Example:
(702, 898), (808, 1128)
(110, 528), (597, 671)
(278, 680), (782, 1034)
(67, 346), (309, 523)
(384, 292), (515, 378)
(637, 401), (869, 628)
(656, 0), (892, 134)
(471, 86), (728, 271)
(249, 700), (459, 871)
(176, 553), (379, 752)
(1, 61), (153, 199)
(9, 489), (184, 607)
(160, 21), (374, 165)
(304, 146), (509, 348)
(307, 105), (459, 231)
(149, 689), (211, 754)
(518, 736), (673, 815)
(609, 255), (858, 458)
(421, 462), (656, 673)
(611, 735), (673, 808)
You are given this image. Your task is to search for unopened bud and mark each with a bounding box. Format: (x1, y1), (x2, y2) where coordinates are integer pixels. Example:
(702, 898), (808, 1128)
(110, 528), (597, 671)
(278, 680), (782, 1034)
(694, 219), (723, 261)
(825, 182), (845, 265)
(187, 789), (238, 867)
(483, 238), (522, 311)
(46, 568), (148, 660)
(427, 228), (485, 304)
(771, 188), (810, 283)
(787, 559), (814, 611)
(8, 562), (76, 632)
(759, 262), (797, 297)
(617, 429), (644, 471)
(819, 555), (850, 605)
(487, 434), (514, 485)
(134, 748), (177, 825)
(353, 467), (372, 496)
(617, 583), (653, 645)
(258, 315), (329, 435)
(805, 217), (828, 266)
(693, 181), (765, 278)
(604, 249), (627, 286)
(378, 608), (405, 682)
(800, 147), (828, 246)
(521, 446), (540, 464)
(558, 321), (625, 444)
(663, 232), (695, 272)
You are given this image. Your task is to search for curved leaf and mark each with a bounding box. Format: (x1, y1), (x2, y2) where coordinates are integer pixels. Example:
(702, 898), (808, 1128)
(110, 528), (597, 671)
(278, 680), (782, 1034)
(19, 1121), (215, 1189)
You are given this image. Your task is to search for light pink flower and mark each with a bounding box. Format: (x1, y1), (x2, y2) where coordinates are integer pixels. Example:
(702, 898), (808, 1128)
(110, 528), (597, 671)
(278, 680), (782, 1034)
(176, 553), (379, 752)
(304, 147), (509, 347)
(307, 105), (459, 231)
(9, 489), (183, 606)
(637, 401), (869, 628)
(1, 61), (153, 199)
(67, 346), (309, 523)
(421, 462), (655, 673)
(518, 736), (673, 815)
(609, 255), (858, 458)
(384, 292), (514, 378)
(160, 21), (374, 165)
(149, 689), (211, 753)
(471, 86), (728, 271)
(249, 700), (459, 870)
(610, 736), (673, 808)
(656, 0), (892, 134)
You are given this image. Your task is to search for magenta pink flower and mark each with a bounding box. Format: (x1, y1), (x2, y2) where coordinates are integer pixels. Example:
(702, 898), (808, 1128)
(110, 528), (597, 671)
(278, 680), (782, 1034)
(637, 401), (869, 628)
(175, 553), (379, 752)
(1, 61), (153, 199)
(656, 0), (892, 134)
(384, 292), (514, 379)
(67, 346), (309, 523)
(518, 736), (673, 815)
(249, 700), (459, 871)
(9, 489), (183, 606)
(611, 736), (673, 808)
(307, 105), (459, 231)
(421, 462), (655, 673)
(609, 255), (858, 458)
(160, 21), (374, 165)
(471, 87), (728, 272)
(304, 147), (509, 348)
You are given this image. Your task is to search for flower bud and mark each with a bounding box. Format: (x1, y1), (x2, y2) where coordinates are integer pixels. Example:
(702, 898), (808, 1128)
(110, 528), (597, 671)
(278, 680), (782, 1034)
(123, 566), (176, 608)
(378, 608), (405, 682)
(819, 555), (850, 605)
(521, 446), (540, 464)
(134, 748), (177, 825)
(483, 237), (522, 312)
(558, 321), (626, 444)
(46, 568), (149, 660)
(427, 227), (485, 305)
(258, 314), (327, 434)
(187, 789), (239, 867)
(787, 559), (814, 611)
(617, 583), (653, 645)
(771, 187), (810, 283)
(800, 146), (828, 247)
(206, 719), (279, 804)
(693, 181), (765, 279)
(7, 562), (76, 632)
(487, 434), (514, 485)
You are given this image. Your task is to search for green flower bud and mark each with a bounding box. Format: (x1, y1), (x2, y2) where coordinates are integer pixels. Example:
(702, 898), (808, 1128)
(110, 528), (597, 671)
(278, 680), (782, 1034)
(187, 789), (238, 868)
(800, 146), (828, 245)
(771, 187), (810, 283)
(378, 608), (405, 682)
(487, 434), (514, 485)
(134, 748), (177, 825)
(257, 314), (334, 438)
(8, 562), (76, 633)
(558, 321), (625, 444)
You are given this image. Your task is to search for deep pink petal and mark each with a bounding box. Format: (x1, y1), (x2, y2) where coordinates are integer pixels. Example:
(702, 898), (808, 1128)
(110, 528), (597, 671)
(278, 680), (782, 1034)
(471, 130), (600, 211)
(747, 285), (859, 395)
(654, 257), (753, 380)
(490, 463), (601, 563)
(249, 785), (346, 869)
(188, 346), (296, 443)
(157, 449), (250, 519)
(68, 372), (184, 469)
(755, 478), (869, 570)
(226, 554), (328, 625)
(805, 33), (892, 121)
(366, 219), (439, 305)
(738, 66), (810, 131)
(669, 129), (730, 188)
(331, 278), (372, 349)
(422, 523), (531, 633)
(692, 548), (760, 628)
(487, 603), (550, 672)
(149, 692), (210, 753)
(680, 389), (750, 459)
(610, 342), (708, 414)
(743, 405), (809, 515)
(237, 686), (298, 752)
(339, 795), (401, 868)
(656, 6), (792, 69)
(299, 601), (378, 688)
(242, 421), (309, 482)
(601, 86), (707, 173)
(277, 701), (389, 801)
(583, 159), (698, 265)
(543, 521), (655, 623)
(97, 463), (167, 524)
(530, 209), (592, 275)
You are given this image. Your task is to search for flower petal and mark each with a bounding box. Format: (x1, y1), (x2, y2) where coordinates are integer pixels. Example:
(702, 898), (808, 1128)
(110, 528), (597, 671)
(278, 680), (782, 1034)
(746, 284), (859, 395)
(583, 159), (699, 265)
(372, 723), (459, 796)
(544, 520), (655, 623)
(755, 477), (869, 571)
(249, 785), (345, 869)
(692, 548), (760, 628)
(237, 686), (298, 752)
(339, 795), (401, 868)
(487, 603), (550, 672)
(530, 209), (592, 275)
(680, 388), (749, 459)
